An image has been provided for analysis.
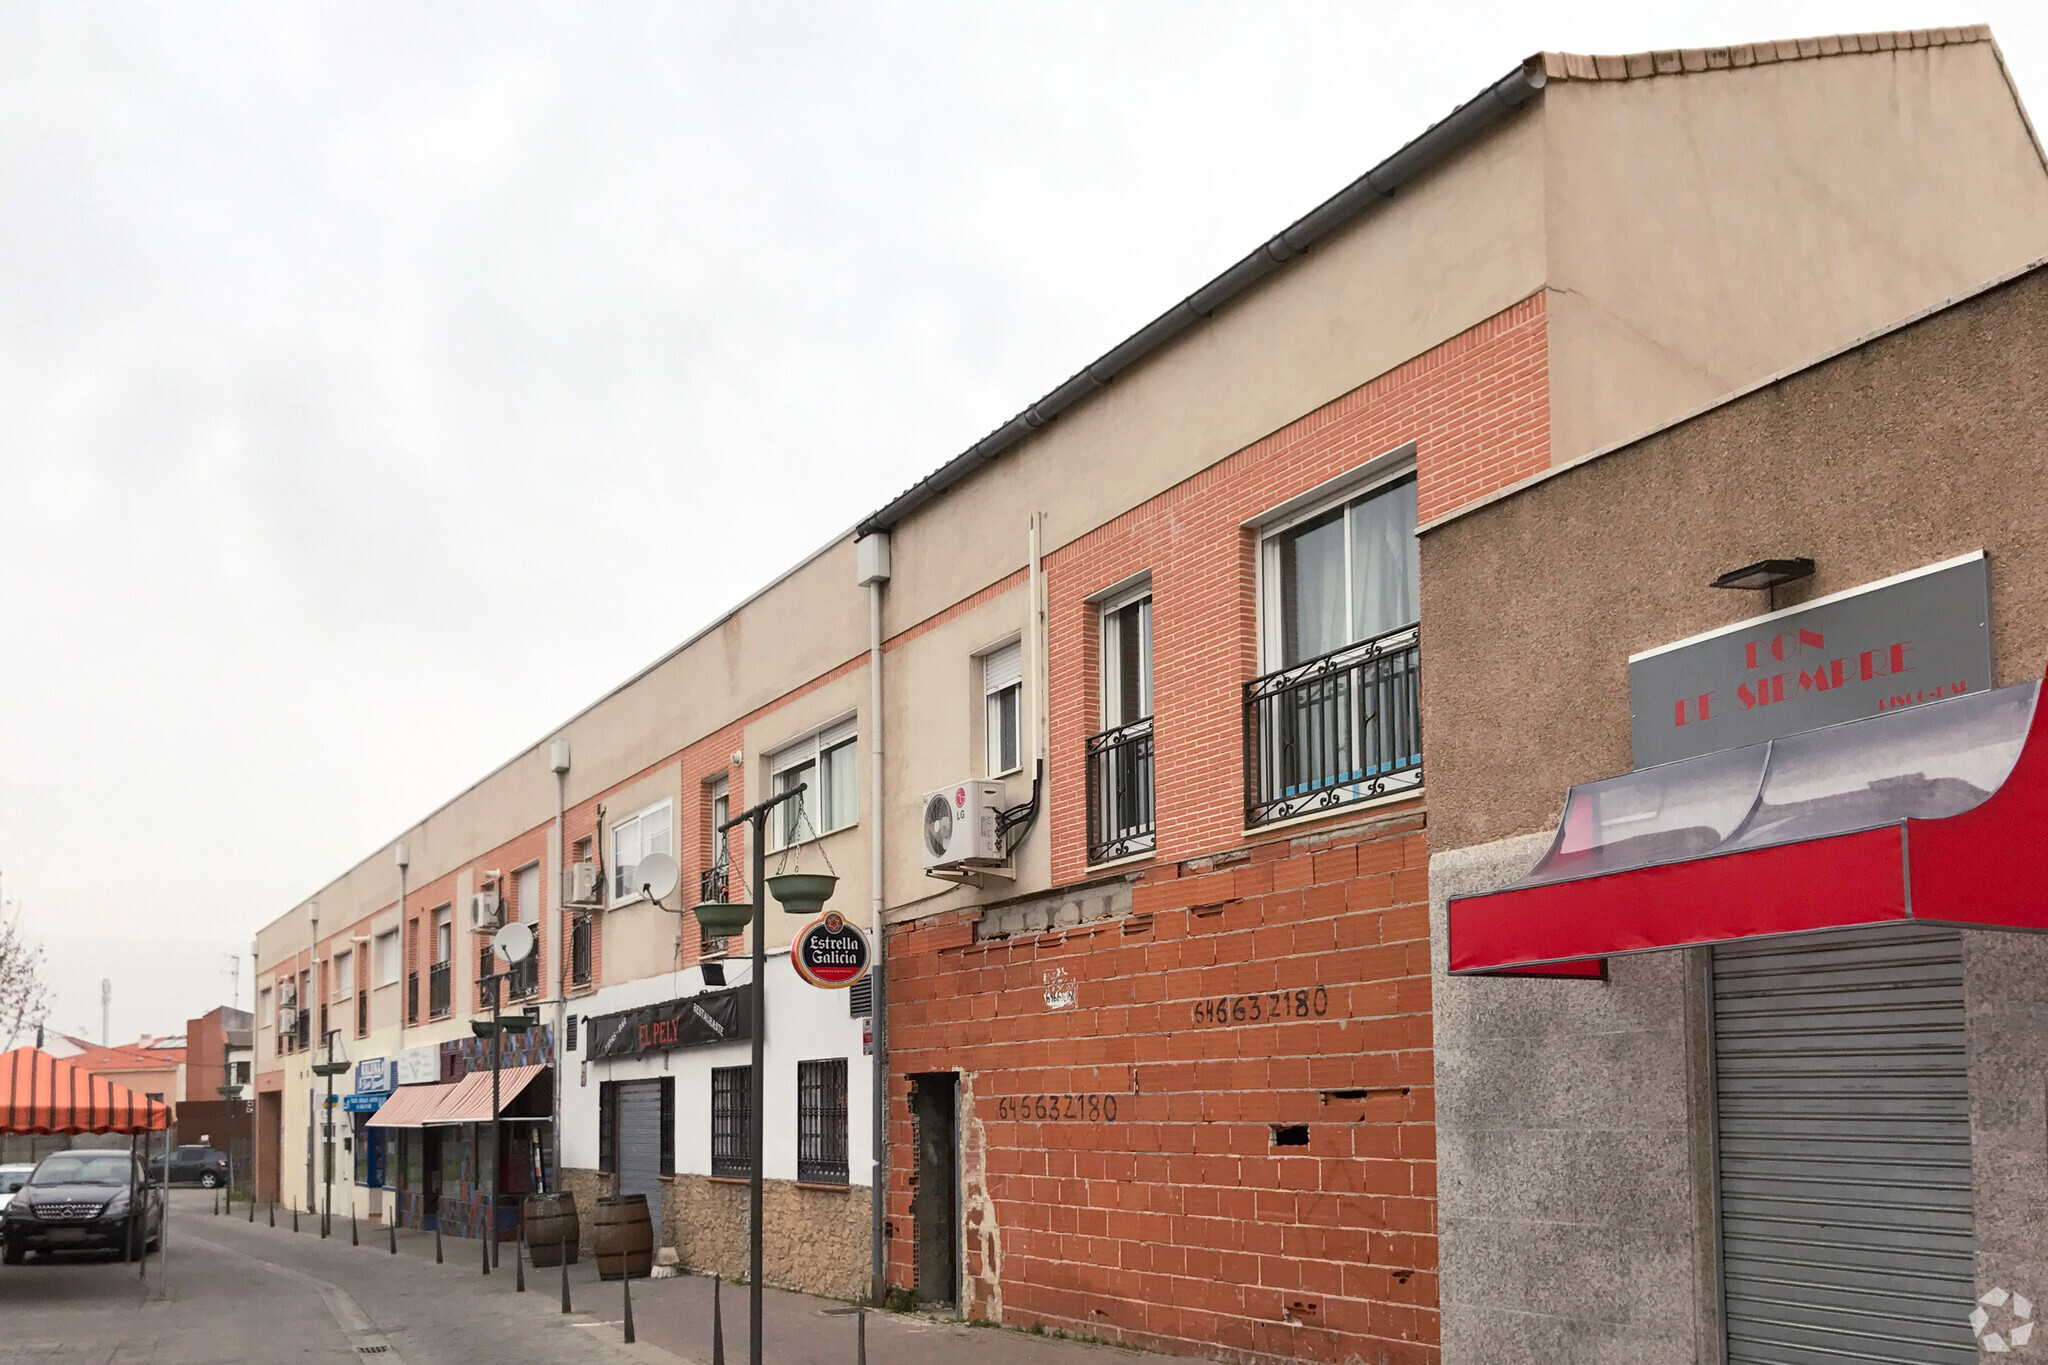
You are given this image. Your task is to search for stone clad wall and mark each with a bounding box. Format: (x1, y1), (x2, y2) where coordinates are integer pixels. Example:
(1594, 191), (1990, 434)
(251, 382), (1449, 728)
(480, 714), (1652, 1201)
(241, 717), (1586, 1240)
(663, 1175), (873, 1300)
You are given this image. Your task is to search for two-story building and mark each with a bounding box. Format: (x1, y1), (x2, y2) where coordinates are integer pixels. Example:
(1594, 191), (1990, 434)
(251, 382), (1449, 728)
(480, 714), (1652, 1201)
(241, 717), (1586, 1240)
(253, 26), (2048, 1364)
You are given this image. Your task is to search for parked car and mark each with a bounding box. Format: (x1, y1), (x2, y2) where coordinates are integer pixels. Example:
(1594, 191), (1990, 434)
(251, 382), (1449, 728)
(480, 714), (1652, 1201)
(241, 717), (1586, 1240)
(144, 1144), (229, 1188)
(0, 1165), (32, 1212)
(1, 1150), (162, 1263)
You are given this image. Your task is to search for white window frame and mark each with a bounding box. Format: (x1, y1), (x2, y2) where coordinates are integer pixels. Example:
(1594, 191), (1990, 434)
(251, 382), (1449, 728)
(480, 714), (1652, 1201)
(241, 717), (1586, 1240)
(333, 948), (354, 998)
(434, 907), (452, 964)
(1254, 452), (1418, 673)
(610, 799), (675, 903)
(769, 717), (858, 850)
(374, 929), (401, 987)
(979, 638), (1024, 778)
(1096, 580), (1153, 730)
(708, 777), (732, 869)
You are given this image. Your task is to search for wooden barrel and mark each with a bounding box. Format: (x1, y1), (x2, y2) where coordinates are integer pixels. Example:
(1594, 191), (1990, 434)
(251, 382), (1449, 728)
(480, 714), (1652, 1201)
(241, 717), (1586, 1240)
(590, 1194), (652, 1280)
(525, 1192), (580, 1267)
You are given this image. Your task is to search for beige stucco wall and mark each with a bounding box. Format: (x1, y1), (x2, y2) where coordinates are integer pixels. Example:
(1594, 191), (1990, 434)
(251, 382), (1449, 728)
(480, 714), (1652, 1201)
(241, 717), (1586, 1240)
(1543, 40), (2048, 473)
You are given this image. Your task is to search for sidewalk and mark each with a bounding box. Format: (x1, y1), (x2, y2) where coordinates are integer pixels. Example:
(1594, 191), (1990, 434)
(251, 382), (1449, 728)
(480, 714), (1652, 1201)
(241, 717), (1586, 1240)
(200, 1193), (1153, 1365)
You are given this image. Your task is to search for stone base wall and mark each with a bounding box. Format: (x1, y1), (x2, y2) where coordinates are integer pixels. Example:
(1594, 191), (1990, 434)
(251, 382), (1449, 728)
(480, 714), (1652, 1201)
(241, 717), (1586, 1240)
(559, 1166), (617, 1252)
(664, 1175), (873, 1301)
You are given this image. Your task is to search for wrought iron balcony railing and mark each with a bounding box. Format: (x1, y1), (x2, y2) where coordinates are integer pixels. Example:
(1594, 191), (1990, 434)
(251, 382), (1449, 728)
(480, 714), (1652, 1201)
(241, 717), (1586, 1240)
(570, 914), (592, 986)
(1243, 621), (1422, 828)
(508, 953), (540, 1001)
(406, 972), (419, 1026)
(698, 865), (730, 956)
(294, 1009), (310, 1052)
(1086, 715), (1156, 863)
(428, 961), (452, 1019)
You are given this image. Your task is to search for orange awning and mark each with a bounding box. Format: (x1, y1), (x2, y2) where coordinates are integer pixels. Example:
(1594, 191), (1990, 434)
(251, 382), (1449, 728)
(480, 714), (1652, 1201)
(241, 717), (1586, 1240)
(426, 1065), (547, 1125)
(0, 1047), (170, 1135)
(364, 1082), (460, 1129)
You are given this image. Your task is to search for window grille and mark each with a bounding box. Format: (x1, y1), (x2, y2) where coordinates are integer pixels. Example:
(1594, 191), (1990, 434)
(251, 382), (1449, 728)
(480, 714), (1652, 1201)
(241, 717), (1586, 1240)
(571, 915), (592, 986)
(711, 1066), (751, 1178)
(797, 1059), (849, 1185)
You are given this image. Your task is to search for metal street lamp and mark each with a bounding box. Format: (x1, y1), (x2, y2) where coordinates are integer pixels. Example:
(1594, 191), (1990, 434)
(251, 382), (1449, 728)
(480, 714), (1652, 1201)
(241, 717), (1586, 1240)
(310, 1030), (350, 1239)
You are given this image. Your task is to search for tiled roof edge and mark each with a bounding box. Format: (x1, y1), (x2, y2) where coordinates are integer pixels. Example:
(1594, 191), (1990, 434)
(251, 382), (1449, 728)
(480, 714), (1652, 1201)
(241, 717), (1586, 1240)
(1535, 25), (1993, 82)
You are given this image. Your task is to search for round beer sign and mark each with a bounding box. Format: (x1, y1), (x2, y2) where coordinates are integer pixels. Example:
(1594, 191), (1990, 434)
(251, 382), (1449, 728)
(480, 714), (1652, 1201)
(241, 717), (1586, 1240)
(793, 910), (870, 989)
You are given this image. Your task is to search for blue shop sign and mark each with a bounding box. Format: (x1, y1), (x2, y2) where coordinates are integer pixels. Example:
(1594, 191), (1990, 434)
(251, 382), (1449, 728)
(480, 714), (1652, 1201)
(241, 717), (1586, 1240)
(341, 1093), (385, 1114)
(353, 1057), (393, 1095)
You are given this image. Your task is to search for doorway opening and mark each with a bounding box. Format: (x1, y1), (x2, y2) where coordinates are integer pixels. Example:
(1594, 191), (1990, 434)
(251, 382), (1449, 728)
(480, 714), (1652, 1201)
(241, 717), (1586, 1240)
(908, 1072), (959, 1308)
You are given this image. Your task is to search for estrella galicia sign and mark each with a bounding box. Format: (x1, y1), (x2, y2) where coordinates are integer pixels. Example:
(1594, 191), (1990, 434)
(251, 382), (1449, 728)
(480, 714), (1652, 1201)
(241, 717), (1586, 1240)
(793, 911), (870, 989)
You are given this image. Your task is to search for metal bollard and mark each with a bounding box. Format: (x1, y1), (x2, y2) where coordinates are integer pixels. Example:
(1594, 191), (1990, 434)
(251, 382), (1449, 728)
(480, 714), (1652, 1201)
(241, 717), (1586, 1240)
(712, 1273), (725, 1365)
(249, 1194), (255, 1223)
(351, 1209), (359, 1247)
(858, 1306), (867, 1365)
(515, 1235), (525, 1293)
(622, 1268), (635, 1345)
(481, 1219), (491, 1275)
(268, 1201), (275, 1228)
(561, 1238), (572, 1313)
(292, 1206), (299, 1234)
(389, 1216), (398, 1255)
(213, 1191), (219, 1216)
(434, 1219), (443, 1264)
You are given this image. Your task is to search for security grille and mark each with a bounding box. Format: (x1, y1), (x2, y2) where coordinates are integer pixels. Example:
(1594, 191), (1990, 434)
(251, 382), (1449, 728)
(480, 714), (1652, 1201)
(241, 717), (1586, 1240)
(711, 1065), (751, 1178)
(570, 915), (592, 986)
(565, 1014), (579, 1052)
(798, 1059), (849, 1185)
(614, 1079), (665, 1214)
(1714, 925), (1975, 1364)
(1243, 621), (1421, 827)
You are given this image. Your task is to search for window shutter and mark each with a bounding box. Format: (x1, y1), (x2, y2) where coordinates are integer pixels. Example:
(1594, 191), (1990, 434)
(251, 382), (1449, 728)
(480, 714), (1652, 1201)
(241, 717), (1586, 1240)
(659, 1077), (676, 1176)
(983, 641), (1023, 693)
(598, 1080), (617, 1173)
(566, 1014), (579, 1052)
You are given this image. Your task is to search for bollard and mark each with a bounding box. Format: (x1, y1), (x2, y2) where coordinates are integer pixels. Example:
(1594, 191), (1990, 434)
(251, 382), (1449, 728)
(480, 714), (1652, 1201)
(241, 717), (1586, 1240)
(249, 1194), (255, 1223)
(515, 1234), (526, 1293)
(389, 1216), (398, 1255)
(351, 1209), (359, 1247)
(560, 1238), (572, 1314)
(622, 1268), (635, 1345)
(292, 1206), (299, 1234)
(858, 1306), (867, 1365)
(435, 1219), (443, 1264)
(481, 1220), (491, 1275)
(213, 1191), (219, 1216)
(712, 1273), (725, 1365)
(268, 1201), (275, 1228)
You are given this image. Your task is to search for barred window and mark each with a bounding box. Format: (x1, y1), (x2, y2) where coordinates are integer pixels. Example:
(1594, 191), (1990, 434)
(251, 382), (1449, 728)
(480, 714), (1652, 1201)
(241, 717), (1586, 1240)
(797, 1058), (849, 1185)
(711, 1066), (751, 1179)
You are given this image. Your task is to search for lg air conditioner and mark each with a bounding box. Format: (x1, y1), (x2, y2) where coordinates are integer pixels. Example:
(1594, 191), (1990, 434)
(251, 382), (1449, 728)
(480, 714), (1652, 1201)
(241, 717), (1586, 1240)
(561, 861), (603, 907)
(468, 890), (503, 933)
(920, 781), (1006, 870)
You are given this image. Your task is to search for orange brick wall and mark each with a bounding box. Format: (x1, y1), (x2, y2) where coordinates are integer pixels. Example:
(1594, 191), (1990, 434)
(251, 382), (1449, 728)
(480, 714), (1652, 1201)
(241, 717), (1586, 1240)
(887, 811), (1436, 1364)
(1044, 291), (1547, 883)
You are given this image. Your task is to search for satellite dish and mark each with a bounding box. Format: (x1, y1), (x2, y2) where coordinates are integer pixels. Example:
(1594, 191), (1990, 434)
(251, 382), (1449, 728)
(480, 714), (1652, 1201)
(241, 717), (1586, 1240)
(492, 921), (535, 965)
(637, 852), (681, 905)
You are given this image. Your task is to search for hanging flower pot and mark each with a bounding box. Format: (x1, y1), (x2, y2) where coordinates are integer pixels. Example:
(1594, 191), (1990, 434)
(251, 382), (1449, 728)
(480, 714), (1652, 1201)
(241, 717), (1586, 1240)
(767, 873), (837, 916)
(692, 899), (752, 936)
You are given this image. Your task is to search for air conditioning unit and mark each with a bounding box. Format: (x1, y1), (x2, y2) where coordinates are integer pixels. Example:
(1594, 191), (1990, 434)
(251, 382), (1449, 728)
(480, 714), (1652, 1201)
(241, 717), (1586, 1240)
(920, 781), (1007, 870)
(468, 890), (503, 933)
(561, 861), (602, 907)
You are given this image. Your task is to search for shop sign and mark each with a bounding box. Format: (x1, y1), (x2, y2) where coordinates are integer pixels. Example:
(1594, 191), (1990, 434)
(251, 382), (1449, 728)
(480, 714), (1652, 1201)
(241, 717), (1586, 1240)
(353, 1057), (393, 1095)
(1629, 552), (1991, 767)
(792, 911), (870, 988)
(341, 1093), (385, 1113)
(586, 985), (751, 1061)
(393, 1044), (440, 1086)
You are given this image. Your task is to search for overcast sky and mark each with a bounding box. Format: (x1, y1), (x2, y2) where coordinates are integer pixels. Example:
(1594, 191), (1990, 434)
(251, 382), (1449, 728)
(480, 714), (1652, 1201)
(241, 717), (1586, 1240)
(4, 1), (2044, 1045)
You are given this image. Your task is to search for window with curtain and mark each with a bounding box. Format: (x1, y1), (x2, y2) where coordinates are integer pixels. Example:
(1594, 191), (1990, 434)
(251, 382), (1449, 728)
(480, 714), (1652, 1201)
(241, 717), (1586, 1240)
(1262, 472), (1419, 669)
(611, 800), (675, 901)
(982, 640), (1023, 776)
(770, 720), (857, 848)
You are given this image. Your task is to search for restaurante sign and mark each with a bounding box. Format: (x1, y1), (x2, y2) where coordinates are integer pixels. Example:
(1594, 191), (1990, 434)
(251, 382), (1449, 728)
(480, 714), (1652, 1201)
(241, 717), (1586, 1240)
(1628, 552), (1991, 767)
(585, 985), (751, 1061)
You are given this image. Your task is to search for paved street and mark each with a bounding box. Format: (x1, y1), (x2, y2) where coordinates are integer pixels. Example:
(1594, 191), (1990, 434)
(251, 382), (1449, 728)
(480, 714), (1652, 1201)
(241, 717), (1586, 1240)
(0, 1191), (1151, 1365)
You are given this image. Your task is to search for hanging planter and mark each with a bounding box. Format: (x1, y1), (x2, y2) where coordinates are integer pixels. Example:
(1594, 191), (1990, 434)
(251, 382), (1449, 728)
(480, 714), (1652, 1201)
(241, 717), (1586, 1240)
(693, 899), (752, 936)
(767, 873), (837, 916)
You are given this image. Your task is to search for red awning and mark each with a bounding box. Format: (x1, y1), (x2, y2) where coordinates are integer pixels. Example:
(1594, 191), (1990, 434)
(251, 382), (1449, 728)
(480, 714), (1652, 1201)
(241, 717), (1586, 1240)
(1449, 680), (2047, 975)
(425, 1065), (547, 1125)
(0, 1047), (171, 1135)
(364, 1081), (460, 1129)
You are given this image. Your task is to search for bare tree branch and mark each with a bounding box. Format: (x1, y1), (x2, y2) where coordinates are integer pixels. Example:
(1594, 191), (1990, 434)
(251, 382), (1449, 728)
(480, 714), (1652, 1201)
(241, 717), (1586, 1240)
(0, 911), (50, 1050)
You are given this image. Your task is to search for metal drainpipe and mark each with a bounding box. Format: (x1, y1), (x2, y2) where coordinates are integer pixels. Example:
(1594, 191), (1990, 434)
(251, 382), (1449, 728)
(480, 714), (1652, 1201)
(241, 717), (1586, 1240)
(552, 753), (568, 1192)
(862, 534), (890, 1308)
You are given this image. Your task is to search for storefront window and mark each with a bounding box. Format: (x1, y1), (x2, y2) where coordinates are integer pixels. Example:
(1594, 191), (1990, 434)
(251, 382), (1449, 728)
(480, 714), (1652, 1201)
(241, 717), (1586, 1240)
(439, 1128), (463, 1191)
(403, 1131), (421, 1190)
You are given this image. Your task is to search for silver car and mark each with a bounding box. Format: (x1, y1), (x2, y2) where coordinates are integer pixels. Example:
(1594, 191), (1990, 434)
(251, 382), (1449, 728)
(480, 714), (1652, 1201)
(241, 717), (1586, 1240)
(0, 1165), (32, 1213)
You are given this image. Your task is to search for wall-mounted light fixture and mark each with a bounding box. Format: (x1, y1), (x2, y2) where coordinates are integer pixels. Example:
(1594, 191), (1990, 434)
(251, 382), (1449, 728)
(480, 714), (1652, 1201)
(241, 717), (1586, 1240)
(1711, 558), (1815, 592)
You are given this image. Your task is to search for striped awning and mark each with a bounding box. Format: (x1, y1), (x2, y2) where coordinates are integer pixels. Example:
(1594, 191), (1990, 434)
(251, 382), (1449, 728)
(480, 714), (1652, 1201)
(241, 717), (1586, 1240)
(426, 1065), (547, 1125)
(0, 1047), (171, 1134)
(364, 1081), (459, 1129)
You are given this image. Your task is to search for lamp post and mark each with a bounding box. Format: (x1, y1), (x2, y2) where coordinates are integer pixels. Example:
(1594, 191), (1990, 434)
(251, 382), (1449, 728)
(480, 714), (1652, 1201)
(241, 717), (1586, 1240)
(688, 784), (810, 1365)
(476, 937), (540, 1276)
(310, 1030), (350, 1239)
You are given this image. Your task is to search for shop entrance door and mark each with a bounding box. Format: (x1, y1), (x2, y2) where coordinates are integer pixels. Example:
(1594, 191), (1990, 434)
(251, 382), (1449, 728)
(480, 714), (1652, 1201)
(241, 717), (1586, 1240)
(1713, 925), (1975, 1363)
(908, 1073), (958, 1307)
(615, 1080), (665, 1213)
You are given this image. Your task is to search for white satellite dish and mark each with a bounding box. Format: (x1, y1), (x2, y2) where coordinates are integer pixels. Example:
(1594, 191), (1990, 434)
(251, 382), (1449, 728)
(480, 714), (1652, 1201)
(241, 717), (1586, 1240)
(492, 920), (535, 965)
(636, 852), (681, 906)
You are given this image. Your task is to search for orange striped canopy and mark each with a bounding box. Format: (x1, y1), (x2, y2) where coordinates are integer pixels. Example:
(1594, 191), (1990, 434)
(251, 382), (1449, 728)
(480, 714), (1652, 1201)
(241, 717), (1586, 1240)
(0, 1047), (170, 1134)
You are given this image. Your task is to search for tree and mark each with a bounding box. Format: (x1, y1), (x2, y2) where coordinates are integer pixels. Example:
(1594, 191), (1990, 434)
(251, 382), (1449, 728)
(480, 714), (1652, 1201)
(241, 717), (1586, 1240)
(0, 908), (48, 1049)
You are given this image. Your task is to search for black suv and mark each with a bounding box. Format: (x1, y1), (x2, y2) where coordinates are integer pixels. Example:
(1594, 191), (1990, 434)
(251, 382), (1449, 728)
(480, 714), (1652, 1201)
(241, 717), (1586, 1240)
(145, 1145), (230, 1188)
(2, 1150), (163, 1263)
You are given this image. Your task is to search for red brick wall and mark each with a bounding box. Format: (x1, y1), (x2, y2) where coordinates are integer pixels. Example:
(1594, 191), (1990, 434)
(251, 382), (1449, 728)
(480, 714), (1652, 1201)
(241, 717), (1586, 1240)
(1044, 291), (1547, 885)
(887, 810), (1436, 1364)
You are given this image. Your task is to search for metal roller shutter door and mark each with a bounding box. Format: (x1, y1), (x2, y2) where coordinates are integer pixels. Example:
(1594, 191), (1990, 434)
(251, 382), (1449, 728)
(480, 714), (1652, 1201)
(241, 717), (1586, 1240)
(616, 1080), (664, 1213)
(1714, 925), (1975, 1364)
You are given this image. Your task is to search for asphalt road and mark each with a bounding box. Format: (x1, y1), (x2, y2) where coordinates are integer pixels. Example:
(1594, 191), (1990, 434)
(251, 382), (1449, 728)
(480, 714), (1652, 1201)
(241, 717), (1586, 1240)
(0, 1190), (1150, 1365)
